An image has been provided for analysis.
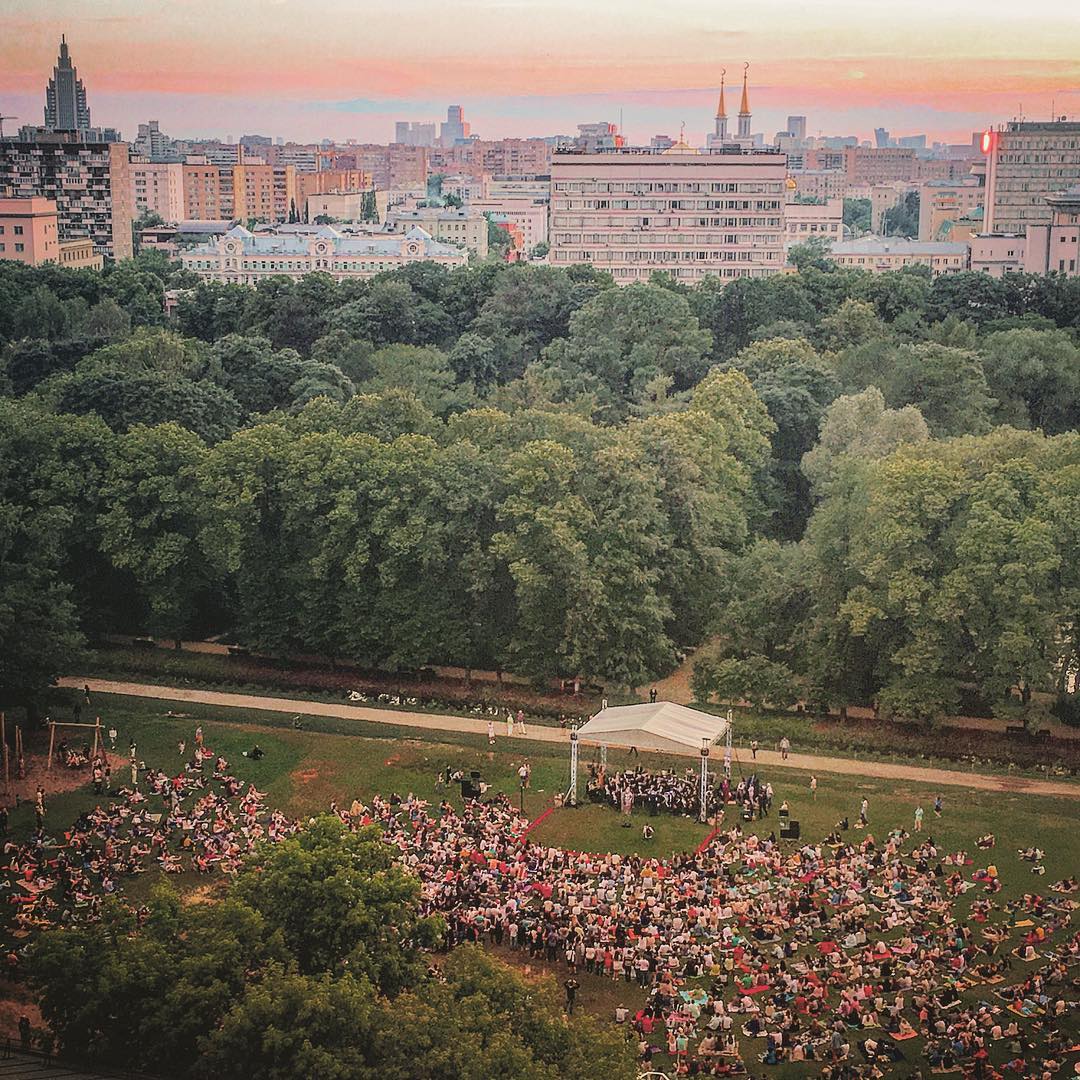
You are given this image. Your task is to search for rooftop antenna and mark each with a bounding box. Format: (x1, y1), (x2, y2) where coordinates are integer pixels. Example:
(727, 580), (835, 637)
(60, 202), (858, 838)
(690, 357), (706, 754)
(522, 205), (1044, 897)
(0, 114), (16, 139)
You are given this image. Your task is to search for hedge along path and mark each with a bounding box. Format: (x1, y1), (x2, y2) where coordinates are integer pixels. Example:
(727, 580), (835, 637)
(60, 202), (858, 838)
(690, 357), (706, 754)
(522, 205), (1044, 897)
(58, 678), (1080, 800)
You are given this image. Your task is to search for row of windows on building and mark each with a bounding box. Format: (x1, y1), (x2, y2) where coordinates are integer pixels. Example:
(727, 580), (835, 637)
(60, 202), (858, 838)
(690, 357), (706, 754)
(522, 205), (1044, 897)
(552, 232), (782, 246)
(551, 248), (780, 262)
(551, 216), (783, 229)
(552, 199), (782, 212)
(607, 265), (766, 279)
(184, 257), (446, 273)
(553, 181), (783, 194)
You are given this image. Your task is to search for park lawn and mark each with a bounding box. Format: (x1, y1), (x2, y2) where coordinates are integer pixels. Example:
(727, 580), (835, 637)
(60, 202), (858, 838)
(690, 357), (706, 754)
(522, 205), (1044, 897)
(6, 693), (1079, 1079)
(13, 692), (1080, 899)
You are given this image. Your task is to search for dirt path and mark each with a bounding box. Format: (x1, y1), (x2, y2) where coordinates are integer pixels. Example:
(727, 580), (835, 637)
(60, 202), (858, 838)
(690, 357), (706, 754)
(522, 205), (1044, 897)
(59, 677), (1080, 800)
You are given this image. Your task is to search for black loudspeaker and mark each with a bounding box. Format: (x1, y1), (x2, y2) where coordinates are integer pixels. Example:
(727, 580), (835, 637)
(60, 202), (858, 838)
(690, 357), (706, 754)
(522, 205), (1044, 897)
(780, 819), (801, 840)
(460, 778), (481, 798)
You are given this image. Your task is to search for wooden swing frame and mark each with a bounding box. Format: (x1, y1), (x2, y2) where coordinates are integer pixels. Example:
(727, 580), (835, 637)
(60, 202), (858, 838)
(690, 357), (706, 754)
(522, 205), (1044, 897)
(46, 716), (105, 773)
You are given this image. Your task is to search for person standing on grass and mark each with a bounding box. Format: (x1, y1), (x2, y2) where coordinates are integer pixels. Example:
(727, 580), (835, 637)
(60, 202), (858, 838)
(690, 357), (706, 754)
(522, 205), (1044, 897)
(780, 736), (790, 760)
(934, 794), (943, 818)
(564, 976), (579, 1014)
(810, 775), (817, 799)
(915, 805), (924, 832)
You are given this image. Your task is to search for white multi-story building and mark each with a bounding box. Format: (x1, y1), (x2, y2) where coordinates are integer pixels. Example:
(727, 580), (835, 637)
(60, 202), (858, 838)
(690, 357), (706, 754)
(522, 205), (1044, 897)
(783, 196), (844, 250)
(181, 223), (467, 284)
(982, 120), (1080, 235)
(549, 144), (787, 283)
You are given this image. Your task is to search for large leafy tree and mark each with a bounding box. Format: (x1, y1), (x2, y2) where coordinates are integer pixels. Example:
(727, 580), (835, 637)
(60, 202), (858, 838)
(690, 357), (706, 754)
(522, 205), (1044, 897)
(722, 337), (841, 538)
(99, 423), (216, 643)
(978, 327), (1080, 434)
(537, 282), (712, 419)
(0, 400), (112, 705)
(233, 817), (441, 989)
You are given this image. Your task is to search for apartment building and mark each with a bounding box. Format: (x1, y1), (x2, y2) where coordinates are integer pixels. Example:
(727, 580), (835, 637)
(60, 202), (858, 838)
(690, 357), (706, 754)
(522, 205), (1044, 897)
(0, 135), (133, 259)
(549, 144), (787, 283)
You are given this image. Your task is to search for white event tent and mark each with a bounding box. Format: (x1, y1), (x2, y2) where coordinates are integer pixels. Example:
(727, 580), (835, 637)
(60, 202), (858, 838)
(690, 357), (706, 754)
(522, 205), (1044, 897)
(575, 701), (730, 754)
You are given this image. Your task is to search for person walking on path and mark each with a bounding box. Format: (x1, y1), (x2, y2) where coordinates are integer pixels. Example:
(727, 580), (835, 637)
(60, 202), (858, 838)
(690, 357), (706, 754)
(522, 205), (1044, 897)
(780, 736), (790, 760)
(487, 720), (496, 746)
(506, 711), (514, 738)
(750, 739), (759, 760)
(516, 709), (526, 736)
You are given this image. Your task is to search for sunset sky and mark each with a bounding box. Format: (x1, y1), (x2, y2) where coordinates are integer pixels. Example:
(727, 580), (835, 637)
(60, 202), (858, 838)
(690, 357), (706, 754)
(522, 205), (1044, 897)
(2, 0), (1079, 145)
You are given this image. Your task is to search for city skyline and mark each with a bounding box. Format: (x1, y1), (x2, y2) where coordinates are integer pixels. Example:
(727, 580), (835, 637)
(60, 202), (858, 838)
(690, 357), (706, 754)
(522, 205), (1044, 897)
(2, 0), (1079, 146)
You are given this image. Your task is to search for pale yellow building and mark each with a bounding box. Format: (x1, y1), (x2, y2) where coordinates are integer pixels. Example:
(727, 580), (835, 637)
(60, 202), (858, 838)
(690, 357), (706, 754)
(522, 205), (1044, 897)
(829, 236), (969, 275)
(387, 207), (489, 256)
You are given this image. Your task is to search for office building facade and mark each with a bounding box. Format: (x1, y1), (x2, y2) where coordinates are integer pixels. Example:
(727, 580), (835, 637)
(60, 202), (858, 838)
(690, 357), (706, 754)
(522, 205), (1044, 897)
(549, 145), (786, 283)
(982, 120), (1080, 235)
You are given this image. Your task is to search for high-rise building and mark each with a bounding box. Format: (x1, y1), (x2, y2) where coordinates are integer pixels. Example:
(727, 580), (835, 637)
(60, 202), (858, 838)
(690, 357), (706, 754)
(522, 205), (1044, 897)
(178, 158), (298, 223)
(786, 116), (807, 142)
(0, 134), (133, 259)
(981, 120), (1080, 235)
(44, 36), (91, 132)
(394, 121), (437, 147)
(874, 127), (891, 149)
(843, 147), (917, 186)
(440, 105), (471, 147)
(131, 160), (186, 221)
(549, 143), (786, 283)
(133, 121), (176, 162)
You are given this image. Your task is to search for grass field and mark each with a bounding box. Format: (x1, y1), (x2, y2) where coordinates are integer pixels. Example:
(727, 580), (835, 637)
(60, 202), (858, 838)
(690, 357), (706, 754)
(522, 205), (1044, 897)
(4, 692), (1079, 1077)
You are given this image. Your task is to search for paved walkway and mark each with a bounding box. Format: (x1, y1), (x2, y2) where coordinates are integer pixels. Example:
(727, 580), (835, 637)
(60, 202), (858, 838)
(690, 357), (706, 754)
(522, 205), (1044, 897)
(61, 678), (1080, 800)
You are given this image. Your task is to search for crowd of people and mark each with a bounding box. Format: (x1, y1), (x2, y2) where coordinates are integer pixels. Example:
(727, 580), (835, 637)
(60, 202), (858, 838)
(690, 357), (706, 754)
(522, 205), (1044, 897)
(585, 764), (778, 824)
(1, 727), (1077, 1078)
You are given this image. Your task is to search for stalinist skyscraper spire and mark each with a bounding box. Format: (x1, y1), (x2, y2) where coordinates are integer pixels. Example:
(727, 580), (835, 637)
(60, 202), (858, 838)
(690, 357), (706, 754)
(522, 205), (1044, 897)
(714, 69), (728, 141)
(44, 35), (91, 132)
(737, 62), (752, 140)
